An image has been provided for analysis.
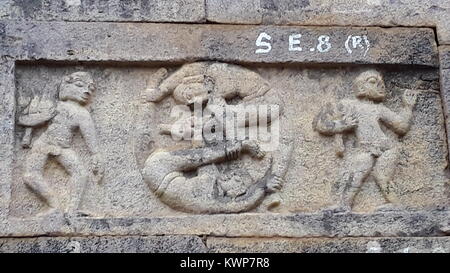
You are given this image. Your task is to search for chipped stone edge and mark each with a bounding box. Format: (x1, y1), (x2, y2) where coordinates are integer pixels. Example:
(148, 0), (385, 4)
(206, 236), (450, 253)
(2, 235), (450, 253)
(1, 210), (450, 238)
(439, 46), (450, 167)
(0, 58), (14, 227)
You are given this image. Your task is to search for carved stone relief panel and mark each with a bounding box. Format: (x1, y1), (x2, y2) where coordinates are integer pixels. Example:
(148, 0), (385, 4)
(0, 22), (446, 239)
(10, 63), (448, 219)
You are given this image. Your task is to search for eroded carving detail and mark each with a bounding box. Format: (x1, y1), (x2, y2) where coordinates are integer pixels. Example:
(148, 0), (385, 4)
(138, 62), (293, 214)
(313, 69), (417, 212)
(18, 72), (104, 217)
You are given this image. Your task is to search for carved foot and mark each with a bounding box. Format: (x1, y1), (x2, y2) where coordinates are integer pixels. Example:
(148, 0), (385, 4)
(322, 205), (352, 214)
(65, 209), (97, 218)
(374, 203), (409, 212)
(266, 195), (281, 211)
(439, 222), (450, 235)
(35, 207), (62, 218)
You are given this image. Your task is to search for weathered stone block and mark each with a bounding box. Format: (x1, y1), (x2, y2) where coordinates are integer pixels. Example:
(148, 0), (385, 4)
(439, 46), (450, 159)
(1, 0), (205, 23)
(206, 0), (449, 29)
(437, 17), (450, 45)
(5, 210), (450, 238)
(440, 46), (450, 70)
(0, 235), (207, 253)
(207, 237), (450, 253)
(0, 58), (14, 224)
(206, 0), (262, 24)
(0, 22), (447, 249)
(2, 235), (450, 253)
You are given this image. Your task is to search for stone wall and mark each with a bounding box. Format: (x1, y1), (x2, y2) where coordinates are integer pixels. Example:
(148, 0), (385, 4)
(0, 0), (449, 253)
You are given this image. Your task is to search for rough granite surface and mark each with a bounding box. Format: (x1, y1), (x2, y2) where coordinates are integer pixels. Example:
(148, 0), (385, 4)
(206, 0), (450, 45)
(0, 1), (449, 253)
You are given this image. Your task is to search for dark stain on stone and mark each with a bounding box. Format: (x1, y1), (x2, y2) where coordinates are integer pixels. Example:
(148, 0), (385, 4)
(428, 5), (446, 12)
(119, 1), (134, 19)
(90, 219), (111, 230)
(12, 0), (43, 18)
(140, 0), (157, 17)
(118, 218), (135, 227)
(261, 0), (278, 11)
(286, 0), (310, 10)
(0, 23), (5, 38)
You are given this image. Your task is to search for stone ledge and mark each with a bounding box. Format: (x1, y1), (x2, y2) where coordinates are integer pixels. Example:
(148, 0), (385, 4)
(1, 235), (450, 253)
(207, 237), (450, 253)
(0, 235), (208, 253)
(2, 210), (449, 238)
(0, 21), (439, 66)
(206, 0), (445, 26)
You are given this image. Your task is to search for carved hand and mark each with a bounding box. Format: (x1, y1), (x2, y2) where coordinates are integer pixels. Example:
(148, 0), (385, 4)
(225, 142), (241, 160)
(91, 153), (105, 184)
(140, 88), (161, 103)
(402, 89), (418, 109)
(341, 113), (358, 129)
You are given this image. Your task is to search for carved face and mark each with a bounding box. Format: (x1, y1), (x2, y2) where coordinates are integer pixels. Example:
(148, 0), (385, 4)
(173, 82), (209, 105)
(354, 70), (386, 101)
(59, 72), (96, 104)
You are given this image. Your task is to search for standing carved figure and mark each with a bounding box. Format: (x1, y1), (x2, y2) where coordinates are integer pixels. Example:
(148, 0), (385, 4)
(313, 70), (417, 212)
(19, 72), (104, 217)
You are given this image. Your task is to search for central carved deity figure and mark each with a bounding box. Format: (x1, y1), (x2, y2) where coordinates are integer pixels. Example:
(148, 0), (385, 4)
(313, 69), (417, 212)
(139, 62), (292, 214)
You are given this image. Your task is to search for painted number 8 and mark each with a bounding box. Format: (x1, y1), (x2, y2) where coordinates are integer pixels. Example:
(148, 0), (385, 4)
(317, 35), (331, 53)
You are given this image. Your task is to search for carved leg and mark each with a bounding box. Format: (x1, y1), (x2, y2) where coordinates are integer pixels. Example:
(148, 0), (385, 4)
(372, 147), (400, 206)
(338, 152), (374, 211)
(161, 171), (219, 213)
(170, 141), (255, 170)
(56, 149), (88, 215)
(143, 141), (263, 201)
(150, 140), (263, 175)
(24, 149), (58, 210)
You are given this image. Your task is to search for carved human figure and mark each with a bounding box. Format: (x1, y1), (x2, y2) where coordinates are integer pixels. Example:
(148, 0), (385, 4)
(19, 72), (104, 217)
(139, 62), (292, 213)
(313, 70), (417, 212)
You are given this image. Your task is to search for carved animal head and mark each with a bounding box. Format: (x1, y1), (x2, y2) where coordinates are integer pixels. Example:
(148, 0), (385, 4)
(353, 70), (386, 102)
(59, 72), (96, 104)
